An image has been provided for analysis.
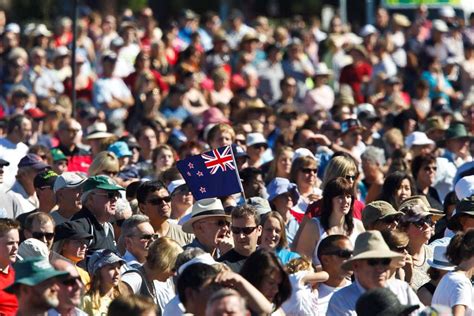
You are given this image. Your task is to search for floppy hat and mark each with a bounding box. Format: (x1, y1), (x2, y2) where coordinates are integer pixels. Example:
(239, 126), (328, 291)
(392, 14), (410, 27)
(425, 116), (447, 133)
(108, 141), (132, 158)
(54, 221), (93, 242)
(86, 122), (114, 140)
(341, 230), (404, 270)
(445, 122), (472, 141)
(18, 154), (50, 170)
(362, 200), (403, 228)
(87, 249), (125, 275)
(247, 197), (272, 216)
(455, 175), (474, 200)
(427, 246), (455, 271)
(267, 177), (300, 203)
(182, 198), (230, 233)
(5, 257), (69, 293)
(246, 132), (268, 148)
(314, 62), (333, 76)
(356, 287), (419, 316)
(405, 132), (435, 149)
(53, 172), (87, 193)
(399, 195), (444, 220)
(82, 175), (124, 193)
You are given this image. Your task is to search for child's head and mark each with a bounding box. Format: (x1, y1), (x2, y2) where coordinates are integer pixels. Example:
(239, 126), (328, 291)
(286, 256), (314, 274)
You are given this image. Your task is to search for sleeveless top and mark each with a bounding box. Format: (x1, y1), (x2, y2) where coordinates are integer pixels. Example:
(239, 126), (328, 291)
(311, 217), (360, 265)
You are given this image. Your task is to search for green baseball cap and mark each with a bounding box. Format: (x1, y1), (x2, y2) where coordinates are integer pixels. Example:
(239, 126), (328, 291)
(50, 148), (67, 162)
(82, 175), (124, 193)
(5, 257), (69, 293)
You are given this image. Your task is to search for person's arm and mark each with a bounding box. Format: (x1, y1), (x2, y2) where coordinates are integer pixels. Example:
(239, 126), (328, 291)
(301, 271), (329, 285)
(452, 305), (466, 316)
(214, 270), (273, 315)
(294, 219), (319, 259)
(416, 286), (433, 307)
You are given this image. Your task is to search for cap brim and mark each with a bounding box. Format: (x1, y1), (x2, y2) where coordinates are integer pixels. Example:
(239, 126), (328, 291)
(86, 132), (114, 140)
(5, 269), (69, 293)
(427, 259), (455, 271)
(182, 214), (231, 233)
(96, 183), (125, 191)
(32, 162), (50, 170)
(341, 250), (404, 270)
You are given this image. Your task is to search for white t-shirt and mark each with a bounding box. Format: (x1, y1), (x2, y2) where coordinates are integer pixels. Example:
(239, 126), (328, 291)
(0, 138), (28, 189)
(432, 271), (474, 316)
(281, 271), (318, 316)
(318, 281), (351, 316)
(163, 295), (186, 316)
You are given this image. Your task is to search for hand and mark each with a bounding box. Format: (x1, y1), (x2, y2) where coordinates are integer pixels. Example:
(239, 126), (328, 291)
(306, 193), (322, 203)
(216, 231), (234, 255)
(214, 270), (243, 289)
(311, 134), (331, 146)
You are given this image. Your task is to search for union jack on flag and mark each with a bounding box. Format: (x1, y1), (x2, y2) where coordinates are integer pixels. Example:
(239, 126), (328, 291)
(202, 146), (236, 174)
(176, 145), (243, 199)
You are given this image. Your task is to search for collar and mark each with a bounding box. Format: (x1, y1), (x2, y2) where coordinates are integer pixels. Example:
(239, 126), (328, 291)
(0, 264), (9, 274)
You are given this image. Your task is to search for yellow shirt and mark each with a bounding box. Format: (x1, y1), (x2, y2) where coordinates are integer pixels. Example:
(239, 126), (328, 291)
(77, 266), (90, 289)
(82, 293), (113, 316)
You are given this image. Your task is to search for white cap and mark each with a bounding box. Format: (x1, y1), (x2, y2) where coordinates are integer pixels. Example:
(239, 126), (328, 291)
(18, 238), (49, 260)
(246, 133), (267, 147)
(178, 253), (217, 275)
(439, 6), (455, 18)
(292, 148), (316, 163)
(54, 172), (87, 193)
(53, 46), (70, 59)
(432, 19), (449, 32)
(168, 179), (186, 195)
(405, 132), (435, 149)
(314, 62), (333, 76)
(359, 24), (378, 37)
(5, 23), (20, 34)
(355, 103), (376, 116)
(33, 24), (52, 37)
(455, 175), (474, 200)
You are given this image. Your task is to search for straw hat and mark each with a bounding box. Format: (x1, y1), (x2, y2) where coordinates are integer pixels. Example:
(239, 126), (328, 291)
(182, 198), (230, 233)
(341, 231), (404, 270)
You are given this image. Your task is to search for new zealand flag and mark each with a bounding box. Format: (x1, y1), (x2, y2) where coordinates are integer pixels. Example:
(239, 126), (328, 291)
(176, 145), (243, 199)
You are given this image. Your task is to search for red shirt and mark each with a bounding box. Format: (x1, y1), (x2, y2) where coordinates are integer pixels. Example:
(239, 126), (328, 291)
(0, 266), (18, 316)
(339, 62), (372, 104)
(306, 199), (365, 220)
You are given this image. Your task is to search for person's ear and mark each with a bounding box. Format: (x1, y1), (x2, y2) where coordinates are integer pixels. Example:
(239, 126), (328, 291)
(256, 225), (262, 237)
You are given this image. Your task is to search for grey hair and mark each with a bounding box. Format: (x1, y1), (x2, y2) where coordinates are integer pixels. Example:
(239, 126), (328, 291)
(121, 214), (150, 237)
(115, 198), (132, 217)
(361, 146), (386, 166)
(206, 288), (247, 314)
(80, 188), (97, 205)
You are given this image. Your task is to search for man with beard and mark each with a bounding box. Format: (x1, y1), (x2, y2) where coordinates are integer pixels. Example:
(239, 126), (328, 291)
(5, 257), (68, 316)
(136, 181), (193, 247)
(50, 172), (87, 225)
(71, 175), (124, 253)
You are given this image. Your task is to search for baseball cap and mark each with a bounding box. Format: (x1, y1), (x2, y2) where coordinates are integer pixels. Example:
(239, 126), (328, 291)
(33, 170), (58, 189)
(108, 141), (132, 158)
(54, 221), (93, 242)
(50, 148), (67, 162)
(25, 107), (47, 120)
(87, 249), (125, 275)
(82, 175), (124, 193)
(168, 179), (186, 196)
(18, 154), (50, 170)
(53, 172), (87, 193)
(0, 158), (10, 167)
(340, 118), (364, 135)
(5, 257), (69, 293)
(405, 132), (435, 149)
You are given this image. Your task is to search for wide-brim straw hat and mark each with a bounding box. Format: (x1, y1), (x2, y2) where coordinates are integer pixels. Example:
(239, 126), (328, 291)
(341, 231), (404, 270)
(182, 198), (230, 233)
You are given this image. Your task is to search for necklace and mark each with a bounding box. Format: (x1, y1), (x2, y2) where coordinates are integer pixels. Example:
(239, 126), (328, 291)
(413, 247), (426, 268)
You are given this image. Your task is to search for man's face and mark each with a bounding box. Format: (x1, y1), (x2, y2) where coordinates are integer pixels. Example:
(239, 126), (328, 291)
(138, 128), (157, 151)
(89, 189), (120, 221)
(125, 222), (155, 262)
(320, 239), (353, 279)
(194, 216), (230, 250)
(171, 186), (193, 212)
(243, 174), (265, 198)
(140, 188), (171, 221)
(342, 131), (361, 148)
(57, 267), (83, 308)
(28, 277), (60, 310)
(36, 186), (55, 207)
(0, 229), (19, 267)
(57, 187), (82, 212)
(231, 216), (261, 256)
(18, 118), (32, 143)
(52, 160), (68, 175)
(353, 258), (391, 290)
(206, 294), (246, 316)
(29, 220), (55, 249)
(57, 121), (81, 147)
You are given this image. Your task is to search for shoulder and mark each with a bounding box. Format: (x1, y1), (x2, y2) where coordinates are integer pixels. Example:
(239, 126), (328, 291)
(353, 219), (365, 231)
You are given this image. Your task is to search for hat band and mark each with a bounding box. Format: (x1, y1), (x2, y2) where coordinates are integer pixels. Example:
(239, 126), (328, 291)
(432, 259), (453, 267)
(192, 209), (226, 218)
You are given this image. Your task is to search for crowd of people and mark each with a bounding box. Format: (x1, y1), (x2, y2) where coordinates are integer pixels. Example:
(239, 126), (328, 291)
(0, 3), (472, 316)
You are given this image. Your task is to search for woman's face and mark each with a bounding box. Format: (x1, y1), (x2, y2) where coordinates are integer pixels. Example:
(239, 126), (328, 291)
(261, 217), (282, 250)
(406, 217), (433, 242)
(100, 262), (122, 287)
(332, 194), (352, 215)
(259, 269), (282, 303)
(155, 149), (174, 171)
(210, 131), (233, 149)
(272, 193), (294, 215)
(417, 162), (437, 186)
(395, 179), (412, 206)
(296, 163), (317, 187)
(62, 239), (88, 263)
(276, 150), (293, 176)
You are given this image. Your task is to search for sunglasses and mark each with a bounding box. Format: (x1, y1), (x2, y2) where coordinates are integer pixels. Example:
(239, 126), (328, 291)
(301, 168), (317, 174)
(62, 276), (82, 287)
(230, 226), (257, 235)
(95, 191), (121, 200)
(136, 233), (159, 241)
(32, 232), (55, 240)
(345, 175), (356, 181)
(412, 217), (434, 229)
(424, 166), (437, 172)
(380, 215), (401, 224)
(367, 258), (392, 267)
(323, 249), (353, 259)
(215, 219), (231, 227)
(394, 245), (408, 253)
(146, 196), (171, 205)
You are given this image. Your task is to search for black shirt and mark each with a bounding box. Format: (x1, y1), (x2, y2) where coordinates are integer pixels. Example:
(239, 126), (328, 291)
(217, 249), (248, 273)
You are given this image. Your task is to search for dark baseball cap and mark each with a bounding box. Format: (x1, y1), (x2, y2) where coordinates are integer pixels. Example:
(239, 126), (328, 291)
(0, 158), (9, 166)
(55, 221), (93, 242)
(18, 154), (50, 170)
(33, 170), (58, 189)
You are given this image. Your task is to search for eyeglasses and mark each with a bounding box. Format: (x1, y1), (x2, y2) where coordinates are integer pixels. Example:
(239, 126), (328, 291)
(173, 186), (190, 195)
(216, 219), (231, 227)
(135, 233), (159, 241)
(367, 258), (392, 267)
(345, 175), (356, 181)
(95, 191), (120, 200)
(62, 276), (82, 287)
(394, 245), (408, 253)
(301, 168), (317, 174)
(146, 196), (171, 205)
(424, 166), (437, 172)
(322, 249), (353, 259)
(230, 226), (258, 235)
(411, 217), (434, 229)
(32, 232), (55, 240)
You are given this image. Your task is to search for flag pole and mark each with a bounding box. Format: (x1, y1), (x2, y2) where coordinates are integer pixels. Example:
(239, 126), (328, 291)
(230, 145), (247, 204)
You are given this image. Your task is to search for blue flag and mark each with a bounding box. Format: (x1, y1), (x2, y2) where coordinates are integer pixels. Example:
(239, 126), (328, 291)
(176, 145), (243, 199)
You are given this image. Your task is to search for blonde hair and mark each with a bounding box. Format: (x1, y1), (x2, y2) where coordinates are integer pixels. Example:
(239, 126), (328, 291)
(146, 237), (183, 273)
(87, 269), (130, 311)
(266, 146), (294, 183)
(286, 257), (313, 274)
(321, 156), (357, 189)
(88, 151), (120, 176)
